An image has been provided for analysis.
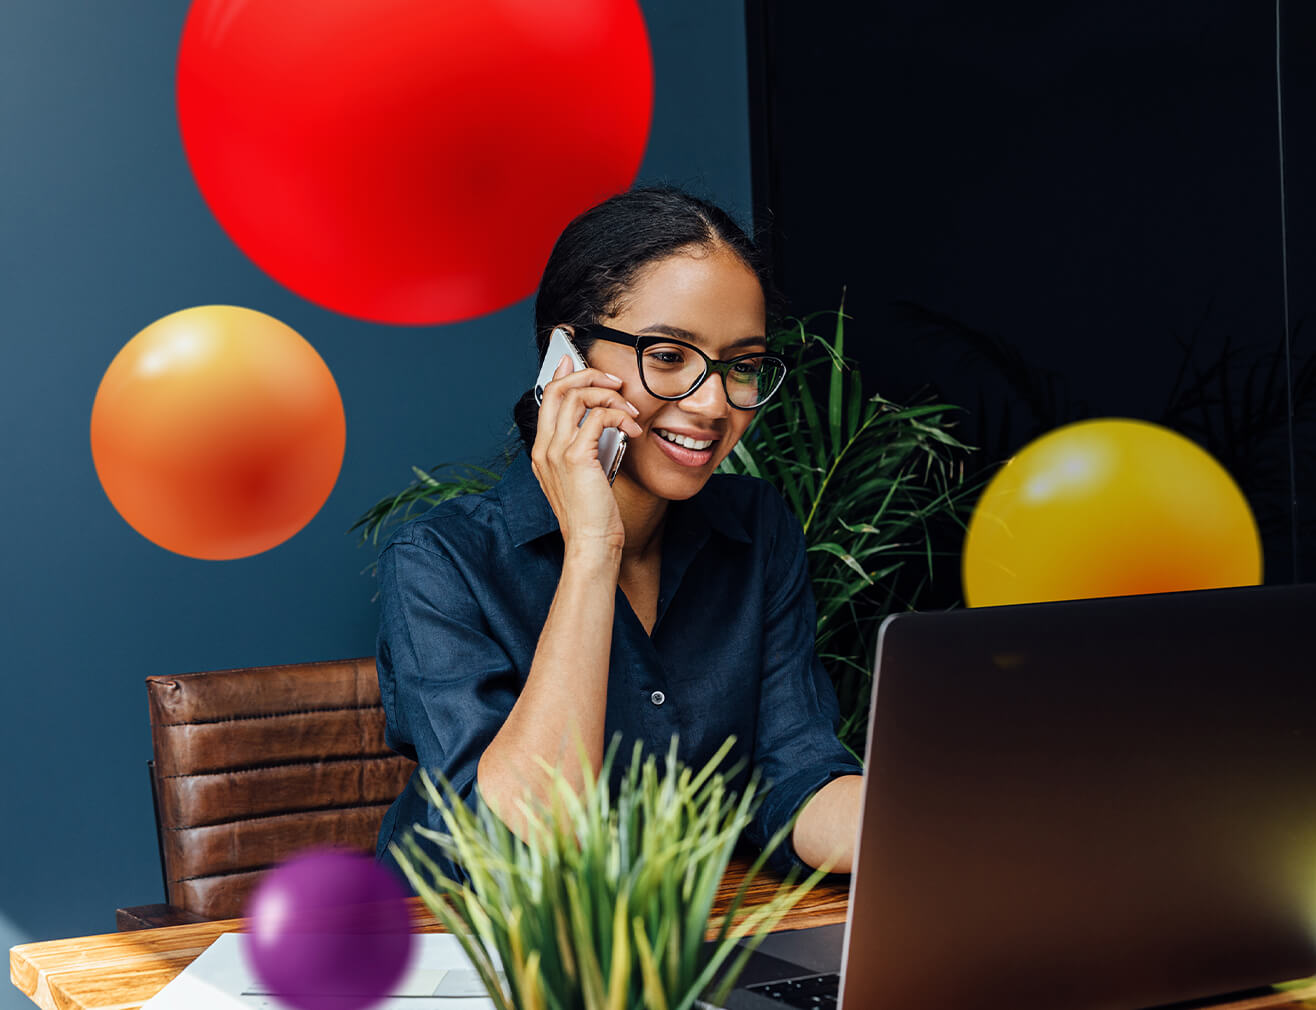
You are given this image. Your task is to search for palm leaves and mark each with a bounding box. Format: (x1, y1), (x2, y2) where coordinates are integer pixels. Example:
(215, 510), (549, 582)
(350, 459), (513, 550)
(390, 734), (830, 1010)
(719, 305), (979, 755)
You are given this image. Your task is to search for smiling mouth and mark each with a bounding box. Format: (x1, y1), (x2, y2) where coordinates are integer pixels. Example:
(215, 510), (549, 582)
(653, 427), (717, 450)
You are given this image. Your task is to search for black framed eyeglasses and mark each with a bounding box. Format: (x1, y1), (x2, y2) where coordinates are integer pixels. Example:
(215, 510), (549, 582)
(573, 324), (788, 410)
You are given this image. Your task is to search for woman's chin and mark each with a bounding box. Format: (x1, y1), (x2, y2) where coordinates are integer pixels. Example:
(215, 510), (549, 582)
(620, 439), (729, 502)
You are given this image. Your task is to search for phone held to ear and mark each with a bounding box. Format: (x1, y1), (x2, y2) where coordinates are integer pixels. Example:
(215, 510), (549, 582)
(533, 327), (628, 485)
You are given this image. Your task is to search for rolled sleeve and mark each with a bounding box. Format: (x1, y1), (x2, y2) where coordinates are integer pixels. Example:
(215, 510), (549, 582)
(376, 534), (519, 884)
(743, 492), (864, 876)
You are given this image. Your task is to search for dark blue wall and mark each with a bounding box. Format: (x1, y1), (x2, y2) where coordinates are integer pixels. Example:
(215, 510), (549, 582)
(0, 0), (751, 987)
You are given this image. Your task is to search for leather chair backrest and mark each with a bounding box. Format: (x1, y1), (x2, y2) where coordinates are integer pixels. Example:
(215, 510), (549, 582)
(147, 657), (416, 920)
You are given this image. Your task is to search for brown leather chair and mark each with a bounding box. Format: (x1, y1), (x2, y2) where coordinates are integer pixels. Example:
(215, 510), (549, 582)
(116, 657), (416, 930)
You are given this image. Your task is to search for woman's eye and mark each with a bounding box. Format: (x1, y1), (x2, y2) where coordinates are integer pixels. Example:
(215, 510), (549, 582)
(644, 349), (686, 366)
(730, 359), (763, 380)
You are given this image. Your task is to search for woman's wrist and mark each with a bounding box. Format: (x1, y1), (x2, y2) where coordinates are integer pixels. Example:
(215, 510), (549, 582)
(563, 538), (623, 574)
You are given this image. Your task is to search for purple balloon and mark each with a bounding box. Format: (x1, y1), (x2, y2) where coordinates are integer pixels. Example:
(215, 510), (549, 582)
(243, 848), (415, 1010)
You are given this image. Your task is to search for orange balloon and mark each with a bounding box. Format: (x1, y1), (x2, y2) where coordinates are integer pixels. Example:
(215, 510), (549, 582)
(91, 306), (346, 560)
(963, 418), (1262, 607)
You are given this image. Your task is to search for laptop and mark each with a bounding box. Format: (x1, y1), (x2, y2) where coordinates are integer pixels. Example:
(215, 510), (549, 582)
(705, 583), (1316, 1009)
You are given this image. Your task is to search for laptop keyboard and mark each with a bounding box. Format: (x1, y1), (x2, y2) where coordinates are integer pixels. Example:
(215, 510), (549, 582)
(745, 971), (840, 1006)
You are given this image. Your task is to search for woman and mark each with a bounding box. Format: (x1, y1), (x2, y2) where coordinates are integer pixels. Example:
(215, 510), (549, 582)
(375, 186), (863, 883)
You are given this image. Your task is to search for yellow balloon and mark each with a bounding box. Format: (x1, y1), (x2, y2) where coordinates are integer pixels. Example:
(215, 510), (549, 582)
(963, 419), (1262, 607)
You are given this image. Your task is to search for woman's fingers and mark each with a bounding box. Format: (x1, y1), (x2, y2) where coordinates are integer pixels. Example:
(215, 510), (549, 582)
(528, 361), (641, 549)
(535, 364), (623, 448)
(544, 387), (641, 458)
(559, 386), (640, 424)
(542, 362), (623, 399)
(532, 388), (639, 486)
(532, 356), (574, 454)
(573, 406), (644, 449)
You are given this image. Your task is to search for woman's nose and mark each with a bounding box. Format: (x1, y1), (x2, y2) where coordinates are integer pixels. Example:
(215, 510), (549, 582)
(679, 372), (731, 417)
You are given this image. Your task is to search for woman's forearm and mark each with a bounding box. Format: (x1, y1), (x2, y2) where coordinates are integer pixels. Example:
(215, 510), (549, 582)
(476, 542), (621, 838)
(790, 774), (864, 873)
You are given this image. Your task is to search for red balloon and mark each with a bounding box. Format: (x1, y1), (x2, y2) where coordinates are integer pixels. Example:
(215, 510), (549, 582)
(176, 0), (653, 325)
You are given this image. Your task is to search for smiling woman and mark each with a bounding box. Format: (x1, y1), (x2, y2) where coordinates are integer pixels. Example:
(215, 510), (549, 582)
(373, 187), (864, 887)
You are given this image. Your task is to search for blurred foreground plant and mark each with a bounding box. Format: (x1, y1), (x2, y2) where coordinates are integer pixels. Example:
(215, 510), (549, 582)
(390, 734), (830, 1010)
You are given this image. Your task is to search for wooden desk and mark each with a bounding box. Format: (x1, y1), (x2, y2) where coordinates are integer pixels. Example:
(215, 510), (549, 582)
(10, 857), (847, 1010)
(11, 858), (1316, 1010)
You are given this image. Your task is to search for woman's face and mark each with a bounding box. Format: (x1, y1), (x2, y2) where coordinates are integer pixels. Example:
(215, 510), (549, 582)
(581, 243), (767, 503)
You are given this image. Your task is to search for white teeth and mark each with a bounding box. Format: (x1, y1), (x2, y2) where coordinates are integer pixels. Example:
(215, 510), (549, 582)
(656, 428), (714, 450)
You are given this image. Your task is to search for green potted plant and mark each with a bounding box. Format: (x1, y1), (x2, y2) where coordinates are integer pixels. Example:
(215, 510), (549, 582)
(714, 305), (980, 755)
(390, 733), (831, 1010)
(352, 304), (980, 755)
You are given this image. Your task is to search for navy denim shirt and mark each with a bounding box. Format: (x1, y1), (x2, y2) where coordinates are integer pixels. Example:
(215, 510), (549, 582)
(374, 449), (861, 881)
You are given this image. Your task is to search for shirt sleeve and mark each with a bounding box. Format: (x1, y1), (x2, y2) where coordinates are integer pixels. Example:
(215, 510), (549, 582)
(375, 532), (520, 885)
(741, 487), (864, 877)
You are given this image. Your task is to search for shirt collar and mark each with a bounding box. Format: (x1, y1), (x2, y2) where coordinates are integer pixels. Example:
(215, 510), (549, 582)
(497, 450), (753, 548)
(497, 450), (559, 548)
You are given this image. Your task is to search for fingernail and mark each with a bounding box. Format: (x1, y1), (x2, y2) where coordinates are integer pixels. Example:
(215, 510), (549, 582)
(605, 373), (622, 383)
(558, 356), (572, 374)
(625, 401), (639, 416)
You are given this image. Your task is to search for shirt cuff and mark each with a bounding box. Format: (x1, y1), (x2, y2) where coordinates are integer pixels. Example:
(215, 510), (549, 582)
(380, 771), (485, 890)
(745, 759), (863, 877)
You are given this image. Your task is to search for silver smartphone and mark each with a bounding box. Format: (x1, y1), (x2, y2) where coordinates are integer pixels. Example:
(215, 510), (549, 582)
(533, 327), (628, 484)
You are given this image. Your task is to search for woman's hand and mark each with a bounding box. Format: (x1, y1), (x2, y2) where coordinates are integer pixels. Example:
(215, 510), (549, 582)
(531, 355), (644, 553)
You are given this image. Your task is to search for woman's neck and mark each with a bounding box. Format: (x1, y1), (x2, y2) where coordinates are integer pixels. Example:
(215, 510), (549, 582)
(611, 473), (668, 566)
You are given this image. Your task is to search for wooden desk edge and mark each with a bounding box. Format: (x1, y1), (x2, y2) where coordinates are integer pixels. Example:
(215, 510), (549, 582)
(9, 877), (848, 1010)
(12, 900), (1316, 1010)
(11, 919), (248, 1010)
(15, 943), (1316, 1010)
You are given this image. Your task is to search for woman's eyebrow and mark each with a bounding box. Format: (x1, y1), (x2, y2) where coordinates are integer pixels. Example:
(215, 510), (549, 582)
(640, 323), (767, 349)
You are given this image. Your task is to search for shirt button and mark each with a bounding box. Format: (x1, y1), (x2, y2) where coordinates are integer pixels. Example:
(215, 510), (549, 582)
(650, 690), (666, 706)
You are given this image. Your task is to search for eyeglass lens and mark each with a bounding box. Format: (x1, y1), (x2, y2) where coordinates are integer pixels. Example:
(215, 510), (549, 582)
(640, 342), (785, 407)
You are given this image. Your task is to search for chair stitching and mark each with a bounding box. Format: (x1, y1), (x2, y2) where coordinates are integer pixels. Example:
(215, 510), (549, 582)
(172, 865), (275, 884)
(156, 703), (382, 727)
(166, 801), (393, 831)
(159, 754), (411, 780)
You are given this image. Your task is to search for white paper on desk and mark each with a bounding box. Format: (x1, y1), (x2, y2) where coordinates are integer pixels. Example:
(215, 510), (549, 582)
(140, 932), (505, 1010)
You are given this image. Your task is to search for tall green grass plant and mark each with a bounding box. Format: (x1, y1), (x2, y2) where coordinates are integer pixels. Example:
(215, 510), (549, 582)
(391, 734), (830, 1010)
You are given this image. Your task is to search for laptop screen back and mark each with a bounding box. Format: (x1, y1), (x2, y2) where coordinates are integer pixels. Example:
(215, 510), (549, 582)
(842, 584), (1316, 1009)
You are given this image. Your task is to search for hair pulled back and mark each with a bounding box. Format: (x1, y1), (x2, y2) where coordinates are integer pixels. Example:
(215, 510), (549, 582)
(511, 186), (778, 451)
